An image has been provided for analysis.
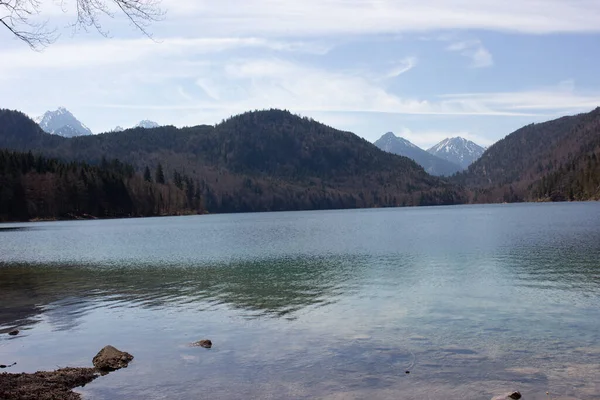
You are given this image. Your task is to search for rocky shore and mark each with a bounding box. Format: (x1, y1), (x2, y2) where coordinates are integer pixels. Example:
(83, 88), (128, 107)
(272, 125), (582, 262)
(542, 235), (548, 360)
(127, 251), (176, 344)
(0, 367), (99, 400)
(0, 345), (133, 400)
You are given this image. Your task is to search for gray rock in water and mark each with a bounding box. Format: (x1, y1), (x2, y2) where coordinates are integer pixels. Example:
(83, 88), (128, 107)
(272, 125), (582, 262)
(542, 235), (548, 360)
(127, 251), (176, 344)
(492, 392), (522, 400)
(192, 339), (212, 349)
(92, 345), (134, 371)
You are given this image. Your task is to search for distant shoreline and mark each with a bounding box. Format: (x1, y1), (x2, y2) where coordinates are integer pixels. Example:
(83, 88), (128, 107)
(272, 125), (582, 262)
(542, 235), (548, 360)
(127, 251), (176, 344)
(1, 200), (599, 225)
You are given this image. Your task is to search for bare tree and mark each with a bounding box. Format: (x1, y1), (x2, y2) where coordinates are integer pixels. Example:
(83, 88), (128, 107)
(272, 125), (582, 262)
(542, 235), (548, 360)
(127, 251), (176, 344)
(0, 0), (163, 50)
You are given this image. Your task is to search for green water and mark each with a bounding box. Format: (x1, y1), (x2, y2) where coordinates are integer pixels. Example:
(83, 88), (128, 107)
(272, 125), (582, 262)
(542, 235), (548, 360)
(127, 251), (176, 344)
(1, 203), (599, 399)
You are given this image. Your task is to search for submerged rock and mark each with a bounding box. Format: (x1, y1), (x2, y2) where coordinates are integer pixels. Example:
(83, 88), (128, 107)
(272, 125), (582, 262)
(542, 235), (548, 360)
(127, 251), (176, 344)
(492, 392), (522, 400)
(92, 345), (134, 371)
(191, 340), (212, 349)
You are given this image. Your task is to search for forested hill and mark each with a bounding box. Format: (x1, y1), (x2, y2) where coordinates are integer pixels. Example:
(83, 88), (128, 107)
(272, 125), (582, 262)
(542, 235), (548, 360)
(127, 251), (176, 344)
(0, 109), (66, 150)
(0, 150), (203, 222)
(0, 109), (467, 215)
(455, 107), (600, 202)
(202, 110), (422, 179)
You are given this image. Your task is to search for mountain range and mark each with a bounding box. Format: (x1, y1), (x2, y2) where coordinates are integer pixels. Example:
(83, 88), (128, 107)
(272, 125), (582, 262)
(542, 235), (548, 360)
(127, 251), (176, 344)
(1, 106), (599, 221)
(38, 107), (483, 176)
(34, 108), (160, 137)
(0, 108), (465, 215)
(373, 132), (483, 176)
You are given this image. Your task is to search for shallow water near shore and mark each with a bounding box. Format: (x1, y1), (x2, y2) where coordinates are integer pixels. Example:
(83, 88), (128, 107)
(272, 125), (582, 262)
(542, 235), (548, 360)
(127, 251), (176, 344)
(1, 203), (600, 399)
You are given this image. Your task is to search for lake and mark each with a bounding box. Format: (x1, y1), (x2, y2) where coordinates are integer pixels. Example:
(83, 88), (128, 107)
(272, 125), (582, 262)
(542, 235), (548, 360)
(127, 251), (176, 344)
(1, 203), (600, 399)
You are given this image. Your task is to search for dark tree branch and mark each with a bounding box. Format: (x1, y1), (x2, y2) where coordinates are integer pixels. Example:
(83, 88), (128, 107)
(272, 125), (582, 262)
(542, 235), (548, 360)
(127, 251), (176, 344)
(0, 0), (56, 49)
(0, 16), (55, 49)
(0, 0), (163, 50)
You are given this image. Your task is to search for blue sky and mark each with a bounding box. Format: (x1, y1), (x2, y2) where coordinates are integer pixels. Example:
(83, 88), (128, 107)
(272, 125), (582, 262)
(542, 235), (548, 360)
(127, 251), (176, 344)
(1, 0), (600, 148)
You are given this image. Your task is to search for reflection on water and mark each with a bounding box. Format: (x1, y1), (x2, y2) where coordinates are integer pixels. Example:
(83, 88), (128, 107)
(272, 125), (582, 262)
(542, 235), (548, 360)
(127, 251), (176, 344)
(0, 226), (32, 232)
(0, 255), (362, 330)
(1, 203), (600, 399)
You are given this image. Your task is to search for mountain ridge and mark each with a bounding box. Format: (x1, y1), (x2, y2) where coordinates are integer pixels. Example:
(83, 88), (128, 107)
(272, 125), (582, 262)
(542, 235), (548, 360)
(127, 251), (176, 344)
(36, 107), (93, 138)
(427, 137), (485, 169)
(0, 108), (466, 214)
(135, 120), (160, 129)
(374, 132), (462, 176)
(455, 107), (600, 202)
(2, 106), (599, 216)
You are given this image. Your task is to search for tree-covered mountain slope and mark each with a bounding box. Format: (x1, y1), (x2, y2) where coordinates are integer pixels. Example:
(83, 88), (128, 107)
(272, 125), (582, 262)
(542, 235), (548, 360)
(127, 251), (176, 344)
(0, 109), (467, 214)
(455, 107), (600, 202)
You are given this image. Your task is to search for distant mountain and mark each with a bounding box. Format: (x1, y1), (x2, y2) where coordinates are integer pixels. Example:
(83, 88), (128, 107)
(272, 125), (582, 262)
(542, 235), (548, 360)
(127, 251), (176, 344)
(374, 132), (462, 176)
(109, 122), (158, 133)
(35, 107), (93, 138)
(0, 108), (467, 213)
(456, 107), (600, 202)
(427, 137), (485, 169)
(135, 120), (160, 129)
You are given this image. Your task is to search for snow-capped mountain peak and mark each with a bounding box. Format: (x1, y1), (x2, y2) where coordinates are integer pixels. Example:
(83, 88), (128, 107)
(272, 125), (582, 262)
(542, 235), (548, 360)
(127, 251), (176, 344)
(36, 107), (93, 138)
(376, 132), (419, 152)
(136, 120), (160, 129)
(426, 137), (485, 169)
(373, 132), (462, 176)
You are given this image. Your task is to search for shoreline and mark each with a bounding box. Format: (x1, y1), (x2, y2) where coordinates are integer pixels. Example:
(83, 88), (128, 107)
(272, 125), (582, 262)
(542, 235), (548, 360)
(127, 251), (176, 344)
(0, 346), (133, 400)
(0, 367), (100, 400)
(0, 199), (598, 225)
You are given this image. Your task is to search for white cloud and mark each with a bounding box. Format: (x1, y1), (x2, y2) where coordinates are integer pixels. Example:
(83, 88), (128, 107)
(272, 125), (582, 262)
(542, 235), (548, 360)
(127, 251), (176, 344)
(1, 0), (599, 144)
(471, 47), (493, 68)
(4, 34), (598, 138)
(0, 37), (331, 71)
(177, 86), (194, 102)
(159, 0), (600, 36)
(439, 81), (600, 112)
(85, 58), (600, 134)
(384, 57), (418, 79)
(20, 1), (590, 44)
(446, 41), (472, 52)
(446, 40), (493, 68)
(90, 57), (541, 121)
(190, 58), (430, 114)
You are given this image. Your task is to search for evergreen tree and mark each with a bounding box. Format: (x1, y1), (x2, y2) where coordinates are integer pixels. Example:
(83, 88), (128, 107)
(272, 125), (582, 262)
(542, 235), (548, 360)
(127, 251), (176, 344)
(144, 166), (152, 182)
(101, 156), (109, 169)
(155, 164), (165, 184)
(0, 150), (203, 221)
(173, 170), (183, 189)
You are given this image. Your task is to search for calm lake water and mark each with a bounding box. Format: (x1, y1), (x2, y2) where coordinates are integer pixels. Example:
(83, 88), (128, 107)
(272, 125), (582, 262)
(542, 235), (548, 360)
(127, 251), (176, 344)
(1, 203), (600, 399)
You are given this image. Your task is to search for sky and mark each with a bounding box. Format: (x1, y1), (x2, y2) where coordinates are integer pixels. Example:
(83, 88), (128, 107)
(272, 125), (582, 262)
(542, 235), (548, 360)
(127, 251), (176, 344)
(1, 0), (600, 148)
